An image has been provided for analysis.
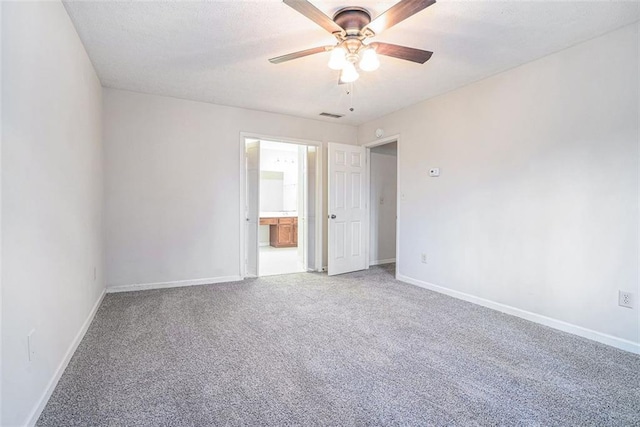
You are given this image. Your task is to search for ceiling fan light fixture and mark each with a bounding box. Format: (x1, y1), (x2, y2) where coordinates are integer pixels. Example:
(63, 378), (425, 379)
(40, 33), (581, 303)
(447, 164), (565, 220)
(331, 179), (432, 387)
(328, 46), (347, 70)
(340, 61), (359, 83)
(271, 0), (437, 83)
(359, 48), (380, 71)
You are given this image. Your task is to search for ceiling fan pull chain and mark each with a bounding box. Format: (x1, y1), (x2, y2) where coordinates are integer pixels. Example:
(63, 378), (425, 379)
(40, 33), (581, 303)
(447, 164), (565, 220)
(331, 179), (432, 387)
(349, 83), (354, 112)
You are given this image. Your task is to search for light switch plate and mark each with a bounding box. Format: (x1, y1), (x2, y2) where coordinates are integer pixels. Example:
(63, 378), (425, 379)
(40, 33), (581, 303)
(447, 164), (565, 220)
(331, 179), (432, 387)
(429, 168), (440, 177)
(27, 329), (36, 362)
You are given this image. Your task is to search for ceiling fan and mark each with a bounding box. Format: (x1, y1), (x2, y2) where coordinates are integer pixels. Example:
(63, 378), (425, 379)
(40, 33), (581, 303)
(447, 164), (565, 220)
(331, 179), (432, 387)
(269, 0), (436, 84)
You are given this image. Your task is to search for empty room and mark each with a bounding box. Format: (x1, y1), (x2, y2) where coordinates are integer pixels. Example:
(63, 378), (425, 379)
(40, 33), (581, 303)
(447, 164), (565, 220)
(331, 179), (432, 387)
(1, 0), (639, 425)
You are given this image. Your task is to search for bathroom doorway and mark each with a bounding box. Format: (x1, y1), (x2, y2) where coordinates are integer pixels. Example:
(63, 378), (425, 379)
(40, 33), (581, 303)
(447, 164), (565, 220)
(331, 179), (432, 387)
(241, 136), (321, 278)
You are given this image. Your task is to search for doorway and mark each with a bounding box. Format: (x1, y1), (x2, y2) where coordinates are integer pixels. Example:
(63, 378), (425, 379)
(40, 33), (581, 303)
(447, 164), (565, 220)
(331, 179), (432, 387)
(259, 141), (304, 276)
(368, 141), (398, 267)
(241, 136), (321, 278)
(364, 137), (399, 279)
(325, 140), (399, 277)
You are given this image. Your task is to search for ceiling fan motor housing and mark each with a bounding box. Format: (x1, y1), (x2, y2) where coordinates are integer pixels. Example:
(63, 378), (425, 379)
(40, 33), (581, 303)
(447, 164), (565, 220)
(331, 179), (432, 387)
(333, 7), (372, 36)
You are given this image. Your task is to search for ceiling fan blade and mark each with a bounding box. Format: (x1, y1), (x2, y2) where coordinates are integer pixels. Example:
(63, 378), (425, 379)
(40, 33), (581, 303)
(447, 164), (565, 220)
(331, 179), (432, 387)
(283, 0), (344, 34)
(371, 42), (433, 64)
(365, 0), (436, 35)
(269, 46), (330, 64)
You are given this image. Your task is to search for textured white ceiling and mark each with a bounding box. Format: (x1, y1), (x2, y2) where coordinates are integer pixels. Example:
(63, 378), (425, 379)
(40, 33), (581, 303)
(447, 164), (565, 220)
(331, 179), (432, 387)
(63, 0), (639, 125)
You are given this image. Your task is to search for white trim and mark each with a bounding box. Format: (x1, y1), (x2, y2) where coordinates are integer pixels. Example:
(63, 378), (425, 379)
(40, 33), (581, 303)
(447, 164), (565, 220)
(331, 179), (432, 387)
(397, 274), (640, 355)
(0, 0), (3, 415)
(363, 135), (400, 279)
(314, 146), (323, 273)
(370, 258), (396, 266)
(362, 134), (401, 149)
(0, 2), (3, 415)
(240, 132), (322, 148)
(106, 276), (243, 293)
(239, 134), (246, 278)
(25, 289), (106, 427)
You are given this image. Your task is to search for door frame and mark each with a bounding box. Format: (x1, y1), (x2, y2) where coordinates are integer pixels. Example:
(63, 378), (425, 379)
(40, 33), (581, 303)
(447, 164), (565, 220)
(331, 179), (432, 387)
(239, 132), (323, 278)
(363, 134), (401, 279)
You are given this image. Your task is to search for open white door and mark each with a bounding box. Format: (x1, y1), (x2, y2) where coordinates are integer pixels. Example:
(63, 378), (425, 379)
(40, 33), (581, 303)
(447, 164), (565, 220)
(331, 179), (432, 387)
(328, 142), (368, 276)
(245, 139), (260, 277)
(306, 146), (318, 271)
(297, 146), (307, 268)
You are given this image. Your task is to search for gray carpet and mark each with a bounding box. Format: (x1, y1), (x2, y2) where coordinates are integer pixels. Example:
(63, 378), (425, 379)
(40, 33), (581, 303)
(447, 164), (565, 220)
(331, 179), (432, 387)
(38, 264), (640, 426)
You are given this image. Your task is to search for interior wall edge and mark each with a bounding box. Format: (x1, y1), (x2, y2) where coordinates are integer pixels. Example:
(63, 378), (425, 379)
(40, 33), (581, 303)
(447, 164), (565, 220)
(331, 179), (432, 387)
(398, 274), (640, 354)
(369, 259), (396, 266)
(357, 22), (638, 346)
(23, 289), (106, 427)
(106, 275), (243, 294)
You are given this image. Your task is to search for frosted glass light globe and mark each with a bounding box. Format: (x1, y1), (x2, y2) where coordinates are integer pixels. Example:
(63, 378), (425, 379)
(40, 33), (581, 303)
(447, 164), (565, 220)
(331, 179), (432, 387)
(340, 61), (359, 83)
(328, 47), (347, 70)
(359, 48), (380, 72)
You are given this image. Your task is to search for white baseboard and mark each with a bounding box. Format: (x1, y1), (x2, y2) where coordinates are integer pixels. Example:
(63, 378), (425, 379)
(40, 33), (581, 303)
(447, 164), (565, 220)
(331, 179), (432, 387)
(370, 258), (396, 266)
(25, 288), (106, 427)
(106, 275), (243, 293)
(397, 274), (640, 355)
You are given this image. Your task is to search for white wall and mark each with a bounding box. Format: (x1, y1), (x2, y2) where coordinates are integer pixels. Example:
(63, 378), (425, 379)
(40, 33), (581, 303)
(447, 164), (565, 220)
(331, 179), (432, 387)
(369, 144), (397, 264)
(260, 147), (298, 213)
(0, 2), (4, 420)
(359, 23), (640, 351)
(260, 171), (285, 213)
(1, 2), (104, 425)
(104, 88), (357, 288)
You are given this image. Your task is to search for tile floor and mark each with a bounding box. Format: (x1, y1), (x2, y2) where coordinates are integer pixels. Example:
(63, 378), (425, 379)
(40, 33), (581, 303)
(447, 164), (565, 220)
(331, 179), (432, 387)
(259, 245), (305, 276)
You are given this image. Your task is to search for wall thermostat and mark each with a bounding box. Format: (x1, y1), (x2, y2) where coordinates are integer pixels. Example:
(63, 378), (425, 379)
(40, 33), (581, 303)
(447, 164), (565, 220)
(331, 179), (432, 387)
(375, 128), (384, 138)
(429, 168), (440, 177)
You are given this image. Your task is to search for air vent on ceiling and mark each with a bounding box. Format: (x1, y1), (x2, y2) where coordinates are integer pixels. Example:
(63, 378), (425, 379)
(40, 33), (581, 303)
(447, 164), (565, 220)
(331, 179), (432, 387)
(319, 112), (344, 119)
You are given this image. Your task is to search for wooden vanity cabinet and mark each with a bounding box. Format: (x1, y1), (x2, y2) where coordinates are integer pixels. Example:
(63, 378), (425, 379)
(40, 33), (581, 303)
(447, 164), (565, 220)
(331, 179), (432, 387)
(261, 217), (298, 248)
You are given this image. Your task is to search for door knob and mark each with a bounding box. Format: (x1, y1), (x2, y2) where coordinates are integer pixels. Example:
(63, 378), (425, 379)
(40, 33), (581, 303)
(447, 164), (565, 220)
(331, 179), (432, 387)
(330, 214), (336, 219)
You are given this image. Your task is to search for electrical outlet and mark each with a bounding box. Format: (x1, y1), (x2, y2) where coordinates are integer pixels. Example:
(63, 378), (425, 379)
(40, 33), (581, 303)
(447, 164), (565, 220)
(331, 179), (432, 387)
(618, 291), (634, 309)
(27, 329), (36, 362)
(421, 253), (427, 264)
